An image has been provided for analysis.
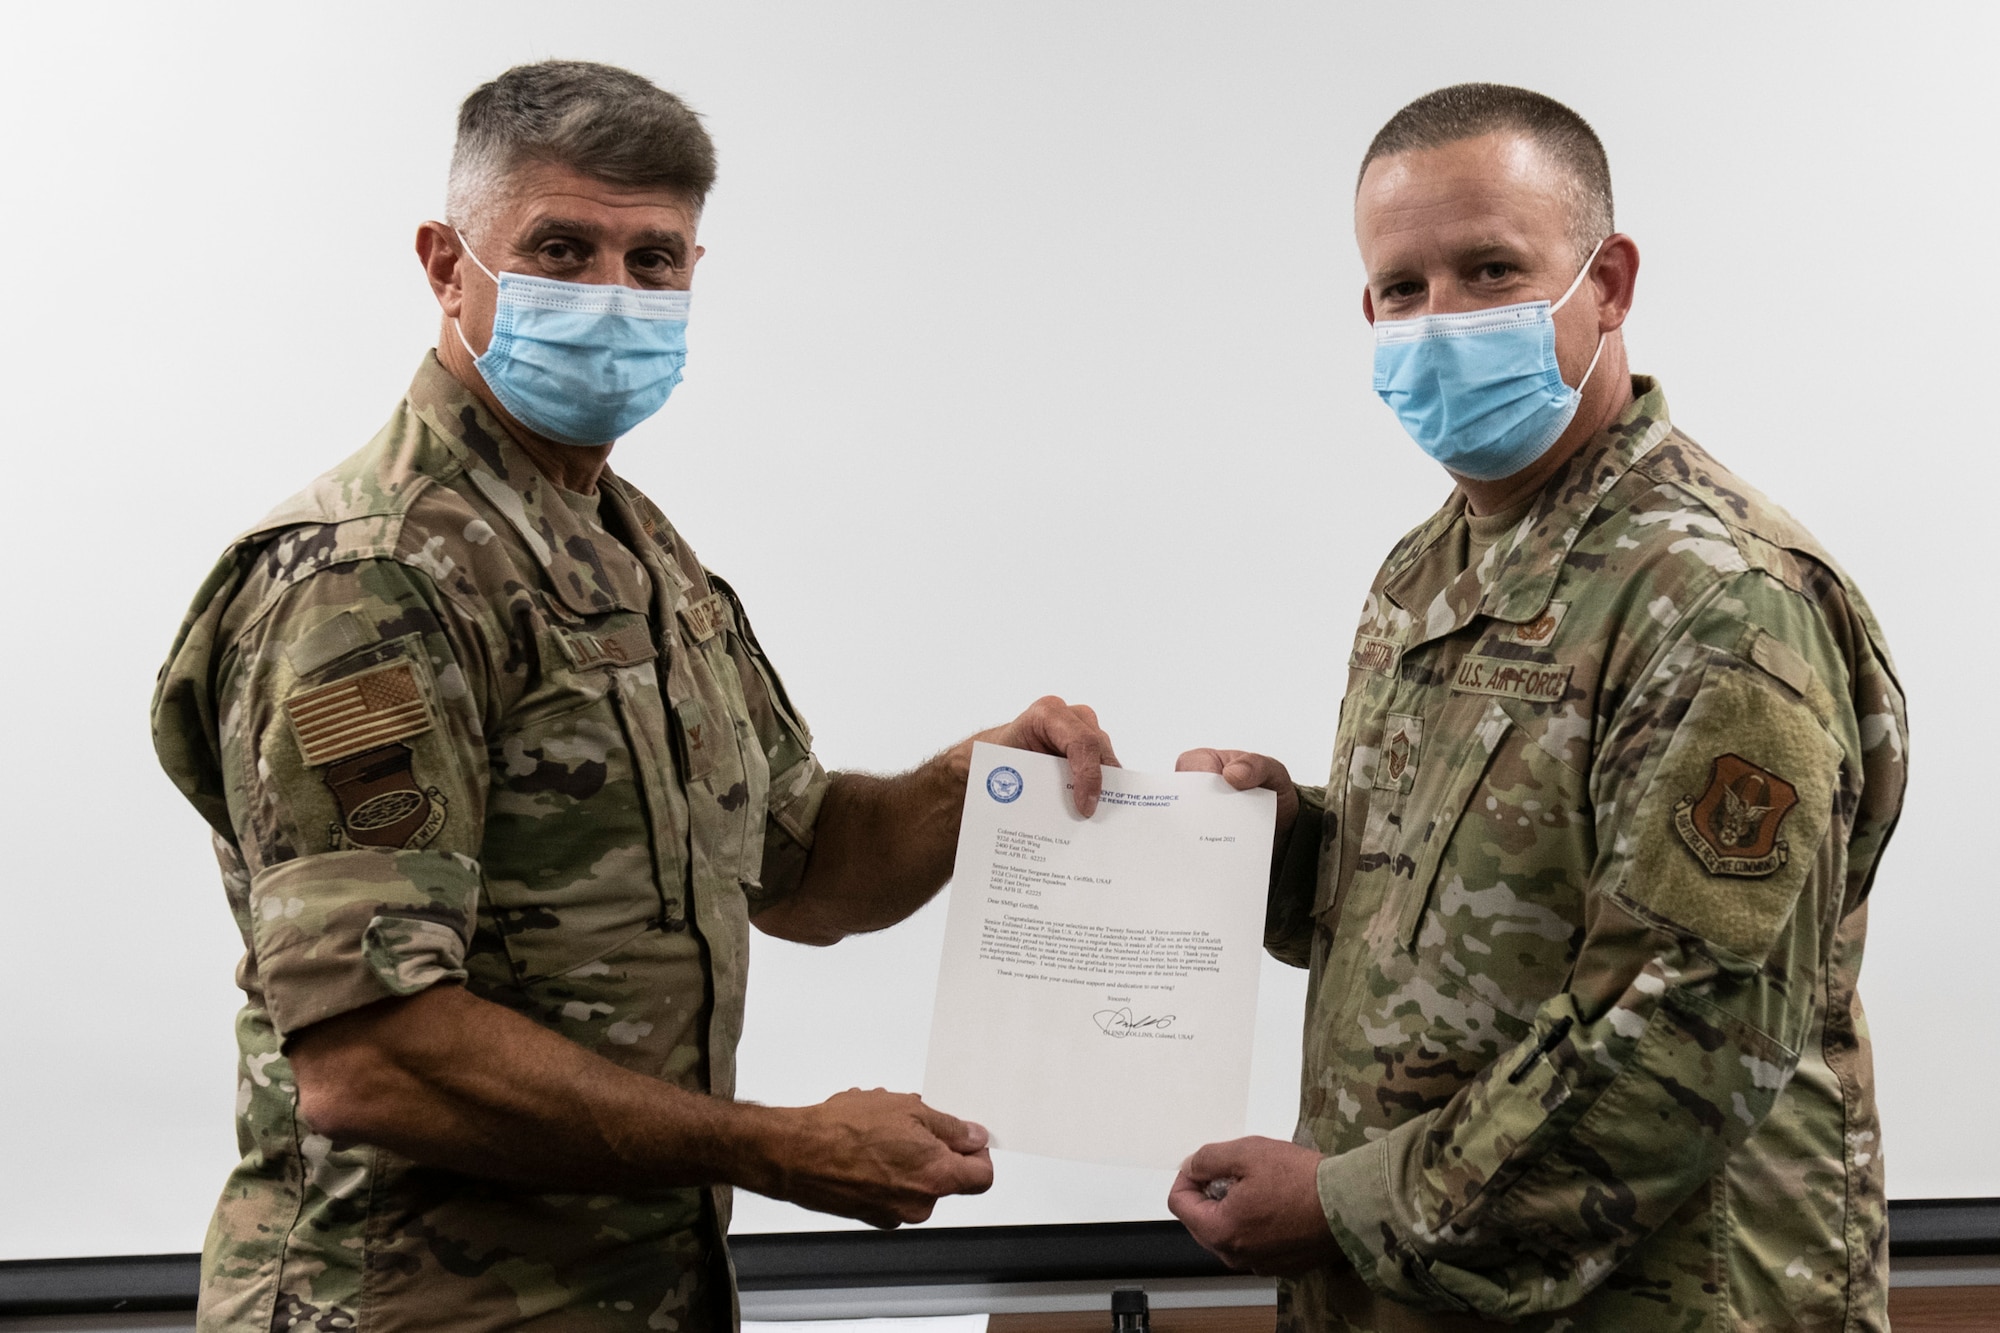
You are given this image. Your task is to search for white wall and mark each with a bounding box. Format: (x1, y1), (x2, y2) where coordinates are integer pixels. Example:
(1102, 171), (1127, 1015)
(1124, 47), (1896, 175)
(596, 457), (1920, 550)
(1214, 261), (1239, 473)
(1, 0), (1992, 1259)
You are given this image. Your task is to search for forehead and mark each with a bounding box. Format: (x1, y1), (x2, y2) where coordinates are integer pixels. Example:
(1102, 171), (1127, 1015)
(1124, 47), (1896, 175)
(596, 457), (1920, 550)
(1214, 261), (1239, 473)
(1354, 132), (1570, 269)
(492, 160), (700, 241)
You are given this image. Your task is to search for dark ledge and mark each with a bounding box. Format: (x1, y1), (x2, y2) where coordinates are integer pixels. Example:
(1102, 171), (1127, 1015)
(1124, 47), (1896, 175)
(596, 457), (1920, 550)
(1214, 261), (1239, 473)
(3, 1201), (1994, 1314)
(1887, 1197), (2000, 1258)
(731, 1220), (1232, 1291)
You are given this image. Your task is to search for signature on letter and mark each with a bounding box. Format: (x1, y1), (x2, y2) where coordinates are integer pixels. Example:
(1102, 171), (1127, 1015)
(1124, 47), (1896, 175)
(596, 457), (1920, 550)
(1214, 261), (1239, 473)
(1093, 1008), (1176, 1038)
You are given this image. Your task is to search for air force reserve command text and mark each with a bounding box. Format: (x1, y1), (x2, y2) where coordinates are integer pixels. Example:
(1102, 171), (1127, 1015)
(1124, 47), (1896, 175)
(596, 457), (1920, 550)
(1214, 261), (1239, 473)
(924, 743), (1275, 1168)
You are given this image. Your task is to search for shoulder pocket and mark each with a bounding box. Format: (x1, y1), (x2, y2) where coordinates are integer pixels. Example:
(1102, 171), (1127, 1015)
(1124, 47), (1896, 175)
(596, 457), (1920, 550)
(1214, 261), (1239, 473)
(272, 633), (465, 859)
(1616, 647), (1842, 966)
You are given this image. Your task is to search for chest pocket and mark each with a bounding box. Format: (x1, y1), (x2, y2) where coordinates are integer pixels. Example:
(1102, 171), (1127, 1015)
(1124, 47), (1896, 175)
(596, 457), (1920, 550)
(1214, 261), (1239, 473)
(481, 611), (670, 983)
(1384, 693), (1512, 950)
(666, 625), (770, 901)
(1316, 664), (1394, 922)
(1327, 680), (1514, 955)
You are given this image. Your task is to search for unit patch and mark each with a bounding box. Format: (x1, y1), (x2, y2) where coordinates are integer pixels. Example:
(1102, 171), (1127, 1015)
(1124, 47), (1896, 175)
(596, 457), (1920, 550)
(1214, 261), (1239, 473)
(1506, 602), (1569, 647)
(285, 660), (432, 766)
(1451, 655), (1573, 704)
(325, 742), (448, 850)
(1672, 753), (1798, 877)
(1351, 635), (1401, 675)
(1376, 713), (1425, 791)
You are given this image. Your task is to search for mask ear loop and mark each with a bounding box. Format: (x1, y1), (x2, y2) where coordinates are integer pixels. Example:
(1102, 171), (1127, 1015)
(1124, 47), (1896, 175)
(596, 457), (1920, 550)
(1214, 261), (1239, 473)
(1573, 330), (1607, 396)
(1553, 236), (1610, 394)
(1551, 236), (1608, 313)
(450, 227), (502, 361)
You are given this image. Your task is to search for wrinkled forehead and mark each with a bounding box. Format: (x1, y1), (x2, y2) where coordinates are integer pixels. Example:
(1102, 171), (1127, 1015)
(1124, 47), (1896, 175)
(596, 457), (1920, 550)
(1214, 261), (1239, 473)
(1354, 133), (1572, 264)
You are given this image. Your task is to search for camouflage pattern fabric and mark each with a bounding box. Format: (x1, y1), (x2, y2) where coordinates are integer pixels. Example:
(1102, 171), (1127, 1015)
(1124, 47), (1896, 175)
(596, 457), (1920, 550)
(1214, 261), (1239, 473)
(1265, 379), (1907, 1332)
(152, 354), (830, 1331)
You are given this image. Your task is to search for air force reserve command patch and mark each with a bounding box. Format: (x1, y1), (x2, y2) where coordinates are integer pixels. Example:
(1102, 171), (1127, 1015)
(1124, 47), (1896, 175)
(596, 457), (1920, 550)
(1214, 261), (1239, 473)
(1673, 753), (1799, 876)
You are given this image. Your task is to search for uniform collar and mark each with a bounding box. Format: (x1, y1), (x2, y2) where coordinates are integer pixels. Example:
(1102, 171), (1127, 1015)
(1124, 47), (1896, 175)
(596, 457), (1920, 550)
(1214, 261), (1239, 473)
(1384, 376), (1674, 650)
(406, 353), (652, 617)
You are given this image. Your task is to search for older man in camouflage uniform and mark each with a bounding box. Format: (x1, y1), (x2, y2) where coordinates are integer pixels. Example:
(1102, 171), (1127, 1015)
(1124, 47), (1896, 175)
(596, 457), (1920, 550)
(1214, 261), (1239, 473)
(152, 62), (1116, 1331)
(1170, 85), (1907, 1332)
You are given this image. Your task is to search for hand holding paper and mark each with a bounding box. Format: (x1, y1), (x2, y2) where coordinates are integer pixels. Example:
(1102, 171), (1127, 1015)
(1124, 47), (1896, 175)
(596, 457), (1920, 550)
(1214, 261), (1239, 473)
(1174, 747), (1300, 847)
(1168, 1135), (1337, 1276)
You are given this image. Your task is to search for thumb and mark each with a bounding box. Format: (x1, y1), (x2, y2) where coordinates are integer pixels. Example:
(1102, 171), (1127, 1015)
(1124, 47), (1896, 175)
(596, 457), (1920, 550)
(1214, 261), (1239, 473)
(1187, 1138), (1249, 1183)
(1176, 748), (1226, 774)
(1222, 758), (1259, 787)
(917, 1103), (989, 1154)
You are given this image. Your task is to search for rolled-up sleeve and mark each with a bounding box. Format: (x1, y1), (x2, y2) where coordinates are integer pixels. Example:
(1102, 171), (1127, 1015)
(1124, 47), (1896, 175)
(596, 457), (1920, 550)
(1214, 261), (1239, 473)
(250, 848), (483, 1037)
(218, 558), (496, 1038)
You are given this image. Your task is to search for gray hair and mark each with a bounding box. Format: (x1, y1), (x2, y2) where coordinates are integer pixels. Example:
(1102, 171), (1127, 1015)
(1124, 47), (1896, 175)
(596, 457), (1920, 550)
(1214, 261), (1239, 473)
(446, 60), (718, 238)
(1359, 83), (1613, 262)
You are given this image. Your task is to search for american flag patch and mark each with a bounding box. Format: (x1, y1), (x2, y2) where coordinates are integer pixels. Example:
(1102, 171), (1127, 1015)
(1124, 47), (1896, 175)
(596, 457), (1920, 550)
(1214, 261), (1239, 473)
(284, 660), (433, 767)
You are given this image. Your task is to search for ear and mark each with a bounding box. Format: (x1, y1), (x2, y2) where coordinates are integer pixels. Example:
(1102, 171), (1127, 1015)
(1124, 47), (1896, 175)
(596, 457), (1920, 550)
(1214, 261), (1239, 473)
(1360, 285), (1377, 326)
(1591, 233), (1640, 334)
(415, 222), (466, 319)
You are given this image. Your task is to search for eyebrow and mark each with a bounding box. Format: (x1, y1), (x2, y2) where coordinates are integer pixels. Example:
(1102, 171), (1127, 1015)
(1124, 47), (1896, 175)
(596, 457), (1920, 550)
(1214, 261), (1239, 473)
(518, 217), (690, 256)
(1368, 239), (1525, 285)
(626, 228), (691, 259)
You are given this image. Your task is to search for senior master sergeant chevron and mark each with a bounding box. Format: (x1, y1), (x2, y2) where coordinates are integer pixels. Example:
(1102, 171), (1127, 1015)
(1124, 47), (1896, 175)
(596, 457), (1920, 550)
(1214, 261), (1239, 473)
(1168, 86), (1909, 1332)
(151, 62), (1119, 1331)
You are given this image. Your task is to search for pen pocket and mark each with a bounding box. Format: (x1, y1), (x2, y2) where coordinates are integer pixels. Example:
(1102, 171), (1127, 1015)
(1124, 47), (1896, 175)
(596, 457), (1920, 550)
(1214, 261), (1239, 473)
(1314, 666), (1399, 930)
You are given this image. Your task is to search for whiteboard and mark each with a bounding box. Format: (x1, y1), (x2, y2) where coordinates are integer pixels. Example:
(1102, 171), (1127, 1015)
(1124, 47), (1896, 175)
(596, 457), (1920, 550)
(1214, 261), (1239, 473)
(1, 0), (1992, 1260)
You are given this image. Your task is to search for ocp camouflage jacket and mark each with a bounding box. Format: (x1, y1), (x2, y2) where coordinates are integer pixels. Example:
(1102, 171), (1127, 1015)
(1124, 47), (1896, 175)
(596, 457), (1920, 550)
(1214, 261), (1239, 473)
(152, 354), (829, 1331)
(1267, 379), (1907, 1333)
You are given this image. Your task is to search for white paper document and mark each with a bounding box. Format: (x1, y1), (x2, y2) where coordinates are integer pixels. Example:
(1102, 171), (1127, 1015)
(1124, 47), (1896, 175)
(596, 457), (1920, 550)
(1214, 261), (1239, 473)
(923, 742), (1276, 1169)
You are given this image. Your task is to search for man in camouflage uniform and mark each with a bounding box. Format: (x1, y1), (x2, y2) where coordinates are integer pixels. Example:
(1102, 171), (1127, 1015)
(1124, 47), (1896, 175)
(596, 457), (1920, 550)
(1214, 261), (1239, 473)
(1169, 85), (1906, 1331)
(151, 62), (1116, 1331)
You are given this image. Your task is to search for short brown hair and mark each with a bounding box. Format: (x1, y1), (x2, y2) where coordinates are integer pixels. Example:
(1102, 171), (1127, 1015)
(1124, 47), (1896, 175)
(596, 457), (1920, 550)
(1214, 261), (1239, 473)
(446, 61), (717, 233)
(1359, 84), (1613, 259)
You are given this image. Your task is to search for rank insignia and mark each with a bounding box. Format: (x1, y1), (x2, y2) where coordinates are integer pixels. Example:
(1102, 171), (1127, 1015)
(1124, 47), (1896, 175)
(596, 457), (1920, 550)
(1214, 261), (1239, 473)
(1673, 753), (1798, 877)
(1506, 601), (1569, 647)
(1376, 713), (1424, 792)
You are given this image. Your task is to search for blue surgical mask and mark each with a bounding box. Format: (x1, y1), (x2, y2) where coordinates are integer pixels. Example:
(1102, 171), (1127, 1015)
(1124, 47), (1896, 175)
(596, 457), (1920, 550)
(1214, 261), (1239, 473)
(1371, 240), (1606, 481)
(453, 230), (690, 447)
